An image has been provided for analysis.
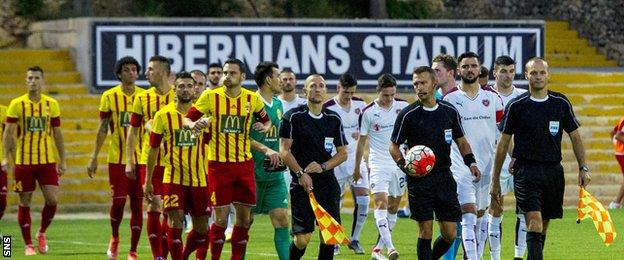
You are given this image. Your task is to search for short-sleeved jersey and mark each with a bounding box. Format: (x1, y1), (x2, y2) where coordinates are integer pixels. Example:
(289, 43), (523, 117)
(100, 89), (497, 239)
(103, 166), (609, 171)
(359, 98), (409, 168)
(188, 87), (267, 162)
(130, 87), (175, 166)
(279, 95), (307, 113)
(323, 97), (367, 156)
(444, 88), (504, 174)
(614, 117), (624, 155)
(279, 105), (347, 182)
(99, 85), (144, 164)
(6, 94), (61, 165)
(250, 95), (283, 182)
(500, 91), (580, 163)
(493, 86), (527, 165)
(0, 105), (6, 160)
(391, 101), (465, 173)
(150, 103), (207, 187)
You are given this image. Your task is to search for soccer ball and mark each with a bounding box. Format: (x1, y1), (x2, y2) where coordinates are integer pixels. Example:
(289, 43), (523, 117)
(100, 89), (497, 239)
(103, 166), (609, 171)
(404, 145), (436, 177)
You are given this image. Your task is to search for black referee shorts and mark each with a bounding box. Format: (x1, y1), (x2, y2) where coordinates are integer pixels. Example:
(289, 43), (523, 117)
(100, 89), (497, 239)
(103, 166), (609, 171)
(407, 169), (461, 222)
(290, 176), (341, 235)
(513, 160), (565, 220)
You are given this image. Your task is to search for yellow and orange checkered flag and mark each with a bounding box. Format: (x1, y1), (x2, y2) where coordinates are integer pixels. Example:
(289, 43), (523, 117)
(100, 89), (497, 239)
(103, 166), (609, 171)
(308, 192), (350, 245)
(577, 186), (617, 246)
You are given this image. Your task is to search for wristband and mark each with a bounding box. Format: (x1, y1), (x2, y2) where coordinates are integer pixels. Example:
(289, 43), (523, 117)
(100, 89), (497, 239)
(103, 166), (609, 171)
(321, 162), (328, 171)
(463, 153), (476, 167)
(295, 170), (305, 178)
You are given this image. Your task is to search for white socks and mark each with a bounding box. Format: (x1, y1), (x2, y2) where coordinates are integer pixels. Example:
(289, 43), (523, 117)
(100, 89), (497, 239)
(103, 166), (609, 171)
(374, 209), (395, 250)
(351, 196), (369, 241)
(461, 213), (478, 260)
(477, 215), (489, 258)
(515, 214), (527, 258)
(488, 214), (502, 260)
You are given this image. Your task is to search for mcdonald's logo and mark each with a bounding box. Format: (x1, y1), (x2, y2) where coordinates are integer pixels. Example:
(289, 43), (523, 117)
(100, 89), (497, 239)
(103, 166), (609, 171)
(26, 116), (46, 132)
(119, 111), (131, 127)
(265, 125), (278, 142)
(220, 115), (245, 134)
(175, 129), (196, 147)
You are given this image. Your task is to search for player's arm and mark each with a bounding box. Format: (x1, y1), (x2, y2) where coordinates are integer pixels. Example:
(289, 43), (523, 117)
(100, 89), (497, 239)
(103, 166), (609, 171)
(52, 124), (66, 176)
(279, 137), (312, 191)
(353, 135), (368, 181)
(125, 110), (144, 179)
(87, 116), (110, 178)
(252, 108), (271, 133)
(614, 130), (624, 143)
(2, 122), (16, 172)
(145, 133), (161, 201)
(454, 136), (480, 182)
(251, 140), (279, 167)
(314, 145), (347, 174)
(491, 133), (512, 200)
(569, 129), (590, 187)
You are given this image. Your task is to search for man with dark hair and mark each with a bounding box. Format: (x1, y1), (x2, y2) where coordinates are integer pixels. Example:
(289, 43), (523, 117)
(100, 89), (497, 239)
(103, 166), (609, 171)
(249, 61), (291, 260)
(491, 58), (590, 260)
(278, 69), (307, 113)
(186, 58), (271, 260)
(479, 66), (489, 88)
(279, 74), (348, 260)
(126, 55), (175, 260)
(444, 52), (503, 259)
(356, 73), (409, 260)
(432, 54), (458, 99)
(87, 56), (145, 259)
(487, 55), (528, 260)
(390, 66), (479, 260)
(145, 72), (210, 260)
(323, 73), (370, 255)
(3, 66), (67, 256)
(190, 70), (207, 96)
(207, 63), (222, 90)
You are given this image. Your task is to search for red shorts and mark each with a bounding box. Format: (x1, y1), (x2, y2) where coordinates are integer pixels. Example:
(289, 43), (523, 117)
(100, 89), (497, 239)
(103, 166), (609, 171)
(108, 163), (143, 198)
(1, 169), (7, 195)
(13, 164), (59, 193)
(163, 183), (210, 216)
(208, 160), (255, 207)
(616, 155), (624, 175)
(137, 164), (164, 196)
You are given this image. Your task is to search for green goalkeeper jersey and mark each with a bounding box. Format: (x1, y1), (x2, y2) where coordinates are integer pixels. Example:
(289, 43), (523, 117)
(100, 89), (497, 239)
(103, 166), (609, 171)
(250, 95), (284, 182)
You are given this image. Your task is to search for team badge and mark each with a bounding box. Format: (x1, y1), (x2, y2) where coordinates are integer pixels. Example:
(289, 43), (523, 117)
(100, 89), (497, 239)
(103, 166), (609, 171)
(373, 123), (380, 131)
(396, 109), (401, 114)
(355, 108), (361, 115)
(549, 121), (560, 136)
(276, 109), (282, 120)
(482, 99), (490, 107)
(324, 137), (334, 153)
(444, 129), (452, 144)
(245, 102), (250, 113)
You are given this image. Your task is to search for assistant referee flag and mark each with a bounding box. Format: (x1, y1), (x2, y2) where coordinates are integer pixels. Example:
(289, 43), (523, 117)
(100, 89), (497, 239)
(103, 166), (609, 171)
(577, 186), (617, 246)
(309, 192), (349, 245)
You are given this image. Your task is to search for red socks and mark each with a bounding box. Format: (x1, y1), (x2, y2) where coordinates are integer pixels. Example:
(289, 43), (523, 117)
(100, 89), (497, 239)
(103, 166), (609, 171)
(0, 193), (6, 220)
(110, 198), (126, 238)
(167, 227), (183, 260)
(129, 197), (143, 252)
(209, 224), (226, 260)
(230, 226), (250, 260)
(147, 211), (162, 258)
(39, 204), (56, 233)
(18, 206), (32, 245)
(161, 214), (170, 258)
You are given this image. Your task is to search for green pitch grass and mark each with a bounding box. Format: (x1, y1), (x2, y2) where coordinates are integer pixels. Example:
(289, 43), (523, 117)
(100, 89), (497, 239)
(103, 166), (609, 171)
(0, 209), (622, 259)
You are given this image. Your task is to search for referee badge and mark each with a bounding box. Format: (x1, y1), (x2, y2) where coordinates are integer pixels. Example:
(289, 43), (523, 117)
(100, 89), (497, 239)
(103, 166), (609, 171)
(324, 137), (334, 153)
(444, 129), (452, 144)
(549, 121), (560, 136)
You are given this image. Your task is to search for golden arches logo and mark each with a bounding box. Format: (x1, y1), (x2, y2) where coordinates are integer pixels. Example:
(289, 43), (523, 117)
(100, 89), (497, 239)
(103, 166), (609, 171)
(221, 115), (245, 134)
(27, 116), (46, 132)
(175, 129), (196, 147)
(266, 125), (278, 139)
(119, 111), (131, 127)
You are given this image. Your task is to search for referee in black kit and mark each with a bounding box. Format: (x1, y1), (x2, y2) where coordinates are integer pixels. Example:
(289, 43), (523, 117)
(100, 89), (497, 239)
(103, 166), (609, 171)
(490, 57), (590, 260)
(389, 66), (481, 260)
(279, 74), (348, 260)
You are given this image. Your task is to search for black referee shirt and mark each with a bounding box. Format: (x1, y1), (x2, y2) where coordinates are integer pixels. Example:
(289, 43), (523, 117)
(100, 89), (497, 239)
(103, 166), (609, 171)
(391, 100), (465, 172)
(500, 91), (580, 163)
(279, 105), (347, 181)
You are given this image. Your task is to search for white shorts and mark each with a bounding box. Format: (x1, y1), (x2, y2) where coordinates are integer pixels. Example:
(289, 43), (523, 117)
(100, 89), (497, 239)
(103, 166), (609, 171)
(334, 156), (369, 195)
(500, 157), (514, 195)
(452, 161), (492, 211)
(369, 164), (406, 198)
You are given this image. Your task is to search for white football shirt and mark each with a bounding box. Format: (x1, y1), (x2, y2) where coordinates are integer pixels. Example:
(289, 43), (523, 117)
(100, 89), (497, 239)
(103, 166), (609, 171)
(360, 98), (410, 168)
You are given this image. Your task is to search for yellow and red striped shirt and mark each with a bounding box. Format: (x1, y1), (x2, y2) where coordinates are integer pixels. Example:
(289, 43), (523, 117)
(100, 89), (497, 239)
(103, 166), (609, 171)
(6, 94), (60, 165)
(150, 103), (207, 187)
(187, 87), (268, 162)
(130, 87), (175, 166)
(99, 85), (144, 164)
(0, 105), (6, 161)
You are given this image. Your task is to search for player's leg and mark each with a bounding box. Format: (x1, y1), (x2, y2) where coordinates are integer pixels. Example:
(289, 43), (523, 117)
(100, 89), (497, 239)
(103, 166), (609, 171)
(224, 204), (235, 242)
(186, 210), (209, 260)
(476, 170), (492, 258)
(165, 207), (184, 260)
(107, 164), (127, 259)
(514, 214), (528, 259)
(127, 167), (144, 258)
(434, 170), (462, 260)
(0, 168), (7, 220)
(333, 174), (349, 255)
(434, 221), (458, 259)
(610, 154), (624, 208)
(207, 161), (234, 260)
(37, 164), (60, 254)
(488, 196), (504, 260)
(230, 160), (256, 260)
(369, 166), (392, 254)
(289, 181), (314, 260)
(266, 180), (290, 260)
(314, 178), (342, 260)
(456, 173), (479, 260)
(524, 211), (544, 260)
(139, 165), (163, 259)
(385, 171), (405, 259)
(417, 220), (434, 259)
(349, 162), (370, 254)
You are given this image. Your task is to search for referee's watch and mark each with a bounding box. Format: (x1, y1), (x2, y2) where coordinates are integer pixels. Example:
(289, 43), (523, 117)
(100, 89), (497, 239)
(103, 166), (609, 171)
(295, 170), (305, 178)
(579, 165), (589, 172)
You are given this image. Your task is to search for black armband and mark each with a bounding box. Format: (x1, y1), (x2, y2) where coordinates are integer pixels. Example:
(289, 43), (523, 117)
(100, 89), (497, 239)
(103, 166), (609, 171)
(463, 153), (476, 167)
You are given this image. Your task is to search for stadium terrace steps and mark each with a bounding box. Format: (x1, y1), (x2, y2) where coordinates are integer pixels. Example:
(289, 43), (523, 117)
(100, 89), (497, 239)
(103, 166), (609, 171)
(545, 21), (618, 67)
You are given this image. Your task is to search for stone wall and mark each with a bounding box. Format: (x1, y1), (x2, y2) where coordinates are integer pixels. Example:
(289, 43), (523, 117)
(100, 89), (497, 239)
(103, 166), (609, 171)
(443, 0), (624, 65)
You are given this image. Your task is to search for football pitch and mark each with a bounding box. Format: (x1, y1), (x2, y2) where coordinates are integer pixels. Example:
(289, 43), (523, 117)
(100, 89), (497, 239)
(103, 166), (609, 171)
(0, 209), (622, 259)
